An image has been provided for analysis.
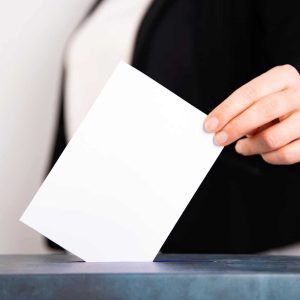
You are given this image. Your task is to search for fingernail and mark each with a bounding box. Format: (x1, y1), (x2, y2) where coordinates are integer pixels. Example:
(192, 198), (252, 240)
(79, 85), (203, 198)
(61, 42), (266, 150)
(235, 141), (244, 154)
(214, 131), (228, 146)
(204, 117), (219, 132)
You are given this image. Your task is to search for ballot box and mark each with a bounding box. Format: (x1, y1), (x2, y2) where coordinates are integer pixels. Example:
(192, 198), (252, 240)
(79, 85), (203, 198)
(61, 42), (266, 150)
(1, 254), (300, 299)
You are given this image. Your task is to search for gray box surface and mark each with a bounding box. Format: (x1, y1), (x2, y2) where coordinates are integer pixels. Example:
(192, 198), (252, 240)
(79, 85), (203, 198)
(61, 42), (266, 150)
(1, 254), (300, 299)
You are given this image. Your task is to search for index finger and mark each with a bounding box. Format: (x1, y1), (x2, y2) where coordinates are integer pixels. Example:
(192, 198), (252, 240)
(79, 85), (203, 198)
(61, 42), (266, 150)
(204, 65), (299, 133)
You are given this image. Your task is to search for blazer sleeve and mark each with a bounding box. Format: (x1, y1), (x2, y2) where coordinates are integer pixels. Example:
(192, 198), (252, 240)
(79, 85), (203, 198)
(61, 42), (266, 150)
(257, 0), (300, 72)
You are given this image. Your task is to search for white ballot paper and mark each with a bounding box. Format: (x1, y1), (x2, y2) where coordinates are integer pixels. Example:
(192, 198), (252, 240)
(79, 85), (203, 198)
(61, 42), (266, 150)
(21, 62), (223, 262)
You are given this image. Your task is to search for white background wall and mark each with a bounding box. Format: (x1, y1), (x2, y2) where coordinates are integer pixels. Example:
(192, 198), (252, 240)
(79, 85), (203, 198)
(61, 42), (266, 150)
(0, 0), (94, 254)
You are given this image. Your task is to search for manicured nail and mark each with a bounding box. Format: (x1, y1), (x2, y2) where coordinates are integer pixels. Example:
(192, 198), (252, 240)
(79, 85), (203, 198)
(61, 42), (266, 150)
(235, 141), (244, 154)
(204, 117), (219, 132)
(214, 131), (228, 146)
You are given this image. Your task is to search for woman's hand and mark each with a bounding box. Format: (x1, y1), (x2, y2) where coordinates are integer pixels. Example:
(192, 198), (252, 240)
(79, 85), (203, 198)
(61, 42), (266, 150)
(204, 65), (300, 165)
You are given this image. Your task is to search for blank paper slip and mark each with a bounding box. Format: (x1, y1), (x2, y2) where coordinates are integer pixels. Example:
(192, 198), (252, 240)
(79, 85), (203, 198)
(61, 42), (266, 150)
(20, 62), (223, 262)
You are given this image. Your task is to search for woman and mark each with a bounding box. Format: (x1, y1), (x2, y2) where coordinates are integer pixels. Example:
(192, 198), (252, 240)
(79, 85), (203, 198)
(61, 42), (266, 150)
(50, 0), (300, 254)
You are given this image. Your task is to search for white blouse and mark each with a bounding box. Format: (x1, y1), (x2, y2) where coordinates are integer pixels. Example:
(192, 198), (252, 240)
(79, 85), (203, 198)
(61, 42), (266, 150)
(65, 0), (153, 139)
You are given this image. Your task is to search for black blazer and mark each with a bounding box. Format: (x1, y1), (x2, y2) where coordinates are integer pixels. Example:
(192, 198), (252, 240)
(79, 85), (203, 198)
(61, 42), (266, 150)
(51, 0), (300, 253)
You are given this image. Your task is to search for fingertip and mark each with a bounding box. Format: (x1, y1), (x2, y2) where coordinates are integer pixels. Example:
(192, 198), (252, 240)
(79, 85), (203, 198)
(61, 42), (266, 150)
(204, 116), (219, 132)
(213, 131), (228, 146)
(235, 141), (245, 155)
